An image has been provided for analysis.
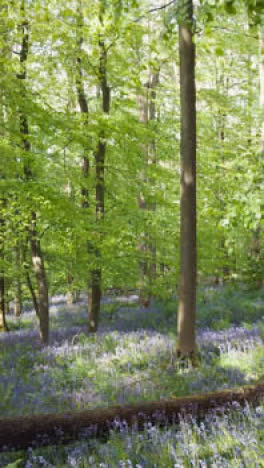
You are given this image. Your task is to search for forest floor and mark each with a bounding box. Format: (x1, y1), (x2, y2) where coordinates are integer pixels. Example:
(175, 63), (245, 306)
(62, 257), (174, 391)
(0, 286), (263, 467)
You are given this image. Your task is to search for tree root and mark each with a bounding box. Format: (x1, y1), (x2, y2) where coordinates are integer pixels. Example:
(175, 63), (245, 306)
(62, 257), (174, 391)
(0, 382), (263, 452)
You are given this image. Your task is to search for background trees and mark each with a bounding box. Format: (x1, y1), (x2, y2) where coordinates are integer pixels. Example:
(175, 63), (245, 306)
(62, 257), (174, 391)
(0, 0), (263, 344)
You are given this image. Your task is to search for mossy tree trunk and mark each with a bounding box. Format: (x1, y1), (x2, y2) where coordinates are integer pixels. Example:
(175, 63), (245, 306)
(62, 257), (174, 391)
(0, 382), (263, 451)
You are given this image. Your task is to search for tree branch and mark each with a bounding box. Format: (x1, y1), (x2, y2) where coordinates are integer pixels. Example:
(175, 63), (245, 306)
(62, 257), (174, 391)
(135, 0), (176, 23)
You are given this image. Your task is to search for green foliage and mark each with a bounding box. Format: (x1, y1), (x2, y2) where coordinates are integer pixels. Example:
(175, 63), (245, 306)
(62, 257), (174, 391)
(0, 0), (263, 327)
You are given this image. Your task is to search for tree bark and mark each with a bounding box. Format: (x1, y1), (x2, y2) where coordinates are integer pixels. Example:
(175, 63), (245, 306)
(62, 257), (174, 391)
(0, 270), (8, 333)
(88, 29), (110, 332)
(148, 72), (159, 294)
(30, 213), (49, 344)
(17, 3), (49, 343)
(137, 72), (159, 307)
(14, 287), (22, 317)
(260, 29), (264, 155)
(177, 0), (197, 357)
(137, 87), (149, 306)
(14, 246), (23, 317)
(249, 28), (264, 288)
(0, 277), (8, 333)
(0, 382), (263, 452)
(23, 243), (40, 318)
(0, 206), (8, 332)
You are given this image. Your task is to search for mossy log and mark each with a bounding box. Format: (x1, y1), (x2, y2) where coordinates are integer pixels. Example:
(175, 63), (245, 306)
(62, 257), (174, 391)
(0, 383), (263, 452)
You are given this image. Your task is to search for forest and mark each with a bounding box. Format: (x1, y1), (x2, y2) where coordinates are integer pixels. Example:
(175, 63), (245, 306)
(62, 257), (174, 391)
(0, 0), (264, 466)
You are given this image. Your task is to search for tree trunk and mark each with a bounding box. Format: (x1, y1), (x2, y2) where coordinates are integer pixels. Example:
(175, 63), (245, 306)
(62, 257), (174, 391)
(88, 268), (101, 332)
(75, 2), (99, 330)
(66, 272), (75, 305)
(14, 247), (23, 317)
(88, 31), (110, 332)
(30, 214), (49, 344)
(0, 207), (8, 332)
(0, 277), (8, 333)
(260, 29), (264, 155)
(148, 72), (159, 296)
(177, 0), (197, 357)
(137, 87), (149, 306)
(23, 244), (40, 318)
(17, 5), (49, 343)
(137, 71), (159, 307)
(14, 288), (22, 317)
(0, 382), (263, 451)
(249, 28), (264, 288)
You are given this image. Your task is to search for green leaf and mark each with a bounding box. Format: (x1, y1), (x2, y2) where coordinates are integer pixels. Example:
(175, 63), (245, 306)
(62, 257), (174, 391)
(224, 0), (237, 15)
(5, 460), (24, 468)
(215, 47), (224, 56)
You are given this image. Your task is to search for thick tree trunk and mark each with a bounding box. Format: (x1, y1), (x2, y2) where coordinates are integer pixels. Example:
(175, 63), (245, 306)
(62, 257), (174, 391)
(177, 0), (197, 357)
(0, 382), (263, 452)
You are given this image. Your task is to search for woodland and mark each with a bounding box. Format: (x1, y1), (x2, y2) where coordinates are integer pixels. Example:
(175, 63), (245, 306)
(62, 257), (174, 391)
(0, 0), (264, 466)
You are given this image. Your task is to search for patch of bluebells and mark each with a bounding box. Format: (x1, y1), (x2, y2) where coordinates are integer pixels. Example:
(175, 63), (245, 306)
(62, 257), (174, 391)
(0, 294), (263, 417)
(0, 292), (263, 465)
(1, 402), (263, 467)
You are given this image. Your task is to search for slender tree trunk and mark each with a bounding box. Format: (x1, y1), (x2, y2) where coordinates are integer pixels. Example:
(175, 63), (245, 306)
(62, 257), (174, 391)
(0, 5), (9, 332)
(14, 246), (23, 317)
(66, 272), (74, 305)
(30, 213), (49, 343)
(0, 277), (8, 332)
(14, 284), (22, 317)
(148, 72), (159, 295)
(177, 0), (197, 357)
(22, 242), (40, 317)
(137, 71), (159, 307)
(0, 217), (8, 332)
(17, 4), (49, 343)
(75, 2), (95, 327)
(217, 74), (230, 282)
(137, 87), (149, 306)
(249, 28), (264, 288)
(88, 34), (110, 332)
(260, 29), (264, 155)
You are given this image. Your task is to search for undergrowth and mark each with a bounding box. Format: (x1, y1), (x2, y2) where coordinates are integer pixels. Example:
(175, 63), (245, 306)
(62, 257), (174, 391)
(0, 287), (263, 466)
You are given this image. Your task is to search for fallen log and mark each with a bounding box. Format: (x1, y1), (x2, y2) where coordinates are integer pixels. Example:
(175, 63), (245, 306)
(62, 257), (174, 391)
(0, 382), (263, 452)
